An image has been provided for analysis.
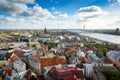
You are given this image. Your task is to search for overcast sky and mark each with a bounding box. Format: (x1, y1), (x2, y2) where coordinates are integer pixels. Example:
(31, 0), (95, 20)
(0, 0), (120, 29)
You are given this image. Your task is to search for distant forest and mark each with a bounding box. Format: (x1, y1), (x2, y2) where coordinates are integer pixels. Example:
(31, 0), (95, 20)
(88, 28), (120, 36)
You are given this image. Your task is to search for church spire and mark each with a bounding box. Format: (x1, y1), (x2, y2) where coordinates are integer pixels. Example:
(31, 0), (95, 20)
(44, 27), (48, 33)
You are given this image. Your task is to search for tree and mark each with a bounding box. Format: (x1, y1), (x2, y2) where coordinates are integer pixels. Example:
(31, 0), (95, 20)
(103, 70), (120, 80)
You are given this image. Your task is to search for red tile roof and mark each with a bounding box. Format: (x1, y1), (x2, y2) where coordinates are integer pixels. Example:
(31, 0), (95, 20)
(40, 58), (55, 68)
(0, 64), (7, 69)
(0, 42), (7, 44)
(66, 49), (73, 55)
(30, 55), (40, 61)
(9, 54), (20, 62)
(12, 50), (25, 55)
(54, 57), (67, 65)
(48, 67), (84, 80)
(40, 57), (67, 70)
(103, 57), (113, 64)
(4, 68), (12, 76)
(80, 57), (90, 63)
(41, 45), (48, 53)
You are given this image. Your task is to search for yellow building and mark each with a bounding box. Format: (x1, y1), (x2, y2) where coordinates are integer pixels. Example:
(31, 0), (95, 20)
(29, 42), (40, 47)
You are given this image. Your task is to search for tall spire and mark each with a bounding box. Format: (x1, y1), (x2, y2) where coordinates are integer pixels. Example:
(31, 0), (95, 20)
(44, 27), (48, 33)
(84, 24), (85, 30)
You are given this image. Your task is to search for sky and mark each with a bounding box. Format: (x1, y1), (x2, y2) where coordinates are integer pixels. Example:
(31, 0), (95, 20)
(0, 0), (120, 29)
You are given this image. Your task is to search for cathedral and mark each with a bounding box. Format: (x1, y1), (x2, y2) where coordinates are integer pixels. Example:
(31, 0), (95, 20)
(39, 27), (51, 42)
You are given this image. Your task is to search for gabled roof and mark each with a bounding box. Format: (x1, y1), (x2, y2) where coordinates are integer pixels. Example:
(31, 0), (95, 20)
(66, 49), (73, 55)
(103, 57), (113, 64)
(41, 45), (48, 53)
(40, 57), (67, 68)
(30, 55), (40, 61)
(12, 50), (25, 55)
(48, 67), (84, 80)
(9, 53), (20, 62)
(0, 42), (7, 44)
(4, 68), (12, 76)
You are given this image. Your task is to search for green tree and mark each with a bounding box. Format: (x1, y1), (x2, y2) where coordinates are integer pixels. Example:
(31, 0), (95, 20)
(103, 70), (120, 80)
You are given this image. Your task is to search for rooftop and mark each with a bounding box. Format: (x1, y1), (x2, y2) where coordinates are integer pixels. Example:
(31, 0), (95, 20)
(9, 54), (20, 62)
(12, 49), (25, 55)
(103, 57), (113, 64)
(30, 55), (40, 61)
(66, 49), (73, 55)
(48, 67), (84, 80)
(98, 66), (118, 72)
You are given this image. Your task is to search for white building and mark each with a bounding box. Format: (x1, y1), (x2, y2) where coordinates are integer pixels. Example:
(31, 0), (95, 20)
(28, 55), (41, 75)
(107, 50), (120, 63)
(13, 60), (26, 72)
(11, 42), (27, 47)
(44, 66), (53, 78)
(76, 50), (85, 57)
(83, 64), (93, 79)
(87, 51), (102, 65)
(57, 43), (66, 49)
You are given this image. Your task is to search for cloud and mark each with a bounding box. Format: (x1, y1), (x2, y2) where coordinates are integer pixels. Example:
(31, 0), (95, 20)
(9, 0), (35, 4)
(0, 0), (35, 16)
(78, 6), (102, 12)
(0, 0), (57, 29)
(0, 16), (41, 29)
(53, 11), (62, 14)
(0, 1), (118, 29)
(117, 0), (120, 3)
(0, 15), (76, 29)
(108, 0), (120, 3)
(20, 4), (56, 19)
(74, 6), (108, 22)
(58, 13), (68, 18)
(53, 11), (68, 18)
(0, 0), (56, 20)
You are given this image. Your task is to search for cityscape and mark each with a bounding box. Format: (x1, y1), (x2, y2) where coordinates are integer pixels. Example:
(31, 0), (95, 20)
(0, 0), (120, 80)
(0, 28), (120, 80)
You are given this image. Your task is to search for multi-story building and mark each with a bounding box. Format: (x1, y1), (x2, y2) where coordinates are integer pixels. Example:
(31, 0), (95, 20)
(28, 55), (41, 75)
(87, 51), (102, 66)
(28, 55), (67, 75)
(48, 66), (85, 80)
(107, 50), (120, 69)
(83, 64), (93, 80)
(102, 57), (113, 67)
(13, 59), (26, 72)
(76, 49), (85, 57)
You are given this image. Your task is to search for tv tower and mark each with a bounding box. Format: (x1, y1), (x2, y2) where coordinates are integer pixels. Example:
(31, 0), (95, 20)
(83, 24), (86, 31)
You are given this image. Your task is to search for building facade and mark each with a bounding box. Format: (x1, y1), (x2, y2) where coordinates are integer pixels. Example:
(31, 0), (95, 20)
(83, 64), (93, 80)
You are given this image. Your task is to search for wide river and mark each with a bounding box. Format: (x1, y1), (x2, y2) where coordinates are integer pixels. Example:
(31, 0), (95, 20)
(68, 29), (120, 44)
(80, 32), (120, 44)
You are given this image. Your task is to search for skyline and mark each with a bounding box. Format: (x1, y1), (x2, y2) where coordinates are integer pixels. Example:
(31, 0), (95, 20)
(0, 0), (120, 29)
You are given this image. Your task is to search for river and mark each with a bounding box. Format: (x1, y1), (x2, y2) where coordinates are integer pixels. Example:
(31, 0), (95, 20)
(68, 29), (120, 44)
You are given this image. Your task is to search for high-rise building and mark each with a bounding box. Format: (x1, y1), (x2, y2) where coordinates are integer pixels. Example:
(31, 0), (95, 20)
(84, 24), (85, 30)
(83, 64), (93, 80)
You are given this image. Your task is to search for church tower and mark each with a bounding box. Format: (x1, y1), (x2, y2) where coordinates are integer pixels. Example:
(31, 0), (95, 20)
(44, 27), (48, 34)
